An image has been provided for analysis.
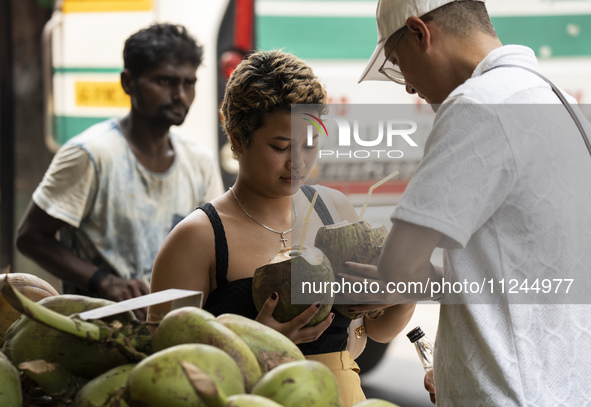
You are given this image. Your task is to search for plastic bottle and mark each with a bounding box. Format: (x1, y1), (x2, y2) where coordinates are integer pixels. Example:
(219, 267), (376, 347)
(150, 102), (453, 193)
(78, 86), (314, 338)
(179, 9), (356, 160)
(406, 326), (434, 371)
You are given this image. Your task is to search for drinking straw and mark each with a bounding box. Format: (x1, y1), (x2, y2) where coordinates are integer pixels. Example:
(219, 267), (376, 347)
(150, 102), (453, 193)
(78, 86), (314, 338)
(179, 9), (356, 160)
(300, 191), (319, 250)
(358, 170), (400, 221)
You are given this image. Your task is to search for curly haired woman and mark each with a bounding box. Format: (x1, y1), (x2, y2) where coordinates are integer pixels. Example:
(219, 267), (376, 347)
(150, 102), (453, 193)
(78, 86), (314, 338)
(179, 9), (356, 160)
(148, 50), (414, 406)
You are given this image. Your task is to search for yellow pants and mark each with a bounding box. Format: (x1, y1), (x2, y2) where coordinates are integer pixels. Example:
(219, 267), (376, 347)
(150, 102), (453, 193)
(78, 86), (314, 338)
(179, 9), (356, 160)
(306, 350), (366, 407)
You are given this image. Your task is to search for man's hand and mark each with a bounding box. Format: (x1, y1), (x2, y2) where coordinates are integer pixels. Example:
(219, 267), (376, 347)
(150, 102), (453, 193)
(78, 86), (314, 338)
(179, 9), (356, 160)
(336, 261), (412, 307)
(98, 274), (149, 321)
(255, 292), (334, 344)
(424, 368), (436, 404)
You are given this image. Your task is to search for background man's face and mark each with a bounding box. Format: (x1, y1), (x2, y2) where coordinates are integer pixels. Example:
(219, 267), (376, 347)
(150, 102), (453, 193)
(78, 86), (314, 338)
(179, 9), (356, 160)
(131, 57), (198, 127)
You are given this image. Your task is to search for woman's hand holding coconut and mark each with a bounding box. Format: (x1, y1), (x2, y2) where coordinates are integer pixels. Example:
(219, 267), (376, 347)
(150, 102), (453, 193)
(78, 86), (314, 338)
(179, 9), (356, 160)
(255, 293), (335, 344)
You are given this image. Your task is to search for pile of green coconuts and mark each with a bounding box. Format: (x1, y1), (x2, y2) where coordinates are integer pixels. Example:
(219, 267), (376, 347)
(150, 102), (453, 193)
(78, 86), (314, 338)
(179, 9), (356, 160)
(1, 270), (396, 407)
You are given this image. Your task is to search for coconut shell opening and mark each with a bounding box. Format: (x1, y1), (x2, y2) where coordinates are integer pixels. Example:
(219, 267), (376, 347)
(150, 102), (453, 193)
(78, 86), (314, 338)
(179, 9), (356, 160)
(323, 220), (352, 229)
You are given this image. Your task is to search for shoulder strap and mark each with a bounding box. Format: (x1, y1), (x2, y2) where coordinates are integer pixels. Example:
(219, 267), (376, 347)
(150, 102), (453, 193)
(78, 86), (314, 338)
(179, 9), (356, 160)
(300, 185), (335, 226)
(483, 64), (591, 157)
(197, 203), (229, 288)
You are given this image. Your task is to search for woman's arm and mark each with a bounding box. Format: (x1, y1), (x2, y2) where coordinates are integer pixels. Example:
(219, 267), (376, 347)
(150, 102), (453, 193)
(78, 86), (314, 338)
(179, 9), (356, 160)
(147, 210), (215, 325)
(148, 207), (333, 344)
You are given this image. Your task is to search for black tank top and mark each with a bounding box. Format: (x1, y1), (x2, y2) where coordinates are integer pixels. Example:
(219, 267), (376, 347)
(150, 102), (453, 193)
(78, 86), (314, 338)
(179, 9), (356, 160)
(200, 185), (349, 355)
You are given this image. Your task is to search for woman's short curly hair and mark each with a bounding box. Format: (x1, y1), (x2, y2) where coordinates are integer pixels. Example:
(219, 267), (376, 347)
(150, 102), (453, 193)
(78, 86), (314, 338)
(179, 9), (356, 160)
(220, 50), (328, 148)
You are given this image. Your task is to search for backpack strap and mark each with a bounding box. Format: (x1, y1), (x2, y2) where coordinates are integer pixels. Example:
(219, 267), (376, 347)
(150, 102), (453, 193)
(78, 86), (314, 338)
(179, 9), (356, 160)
(484, 64), (591, 156)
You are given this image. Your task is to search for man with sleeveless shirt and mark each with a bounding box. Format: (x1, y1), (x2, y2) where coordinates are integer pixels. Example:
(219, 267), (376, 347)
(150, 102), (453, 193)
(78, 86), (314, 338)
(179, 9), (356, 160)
(354, 0), (591, 405)
(16, 24), (223, 319)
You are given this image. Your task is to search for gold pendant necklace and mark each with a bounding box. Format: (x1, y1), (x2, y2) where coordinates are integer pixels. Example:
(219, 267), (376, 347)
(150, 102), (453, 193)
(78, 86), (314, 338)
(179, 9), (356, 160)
(230, 187), (298, 249)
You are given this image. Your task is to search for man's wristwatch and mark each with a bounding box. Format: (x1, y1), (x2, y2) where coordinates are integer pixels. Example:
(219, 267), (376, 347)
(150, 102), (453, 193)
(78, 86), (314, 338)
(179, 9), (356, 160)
(88, 267), (111, 294)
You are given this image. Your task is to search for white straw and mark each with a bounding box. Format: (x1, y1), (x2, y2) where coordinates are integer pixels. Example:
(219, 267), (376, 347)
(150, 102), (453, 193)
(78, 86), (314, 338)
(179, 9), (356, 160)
(358, 170), (400, 221)
(300, 191), (319, 249)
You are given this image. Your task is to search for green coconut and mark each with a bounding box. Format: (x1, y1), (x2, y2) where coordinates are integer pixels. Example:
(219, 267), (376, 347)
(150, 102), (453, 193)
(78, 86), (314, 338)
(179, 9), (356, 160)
(181, 362), (283, 407)
(314, 220), (388, 318)
(216, 313), (304, 373)
(125, 343), (244, 407)
(152, 306), (261, 392)
(0, 272), (59, 347)
(18, 359), (87, 402)
(252, 246), (334, 327)
(252, 360), (343, 407)
(0, 350), (22, 407)
(2, 295), (137, 380)
(72, 363), (134, 407)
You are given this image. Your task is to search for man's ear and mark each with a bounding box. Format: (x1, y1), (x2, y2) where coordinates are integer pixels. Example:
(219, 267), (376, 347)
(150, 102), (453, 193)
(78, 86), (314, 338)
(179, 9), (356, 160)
(406, 16), (431, 50)
(120, 69), (134, 96)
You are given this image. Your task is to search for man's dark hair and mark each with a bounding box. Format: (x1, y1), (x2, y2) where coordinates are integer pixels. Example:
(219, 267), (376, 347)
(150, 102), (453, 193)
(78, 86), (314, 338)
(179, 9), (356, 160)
(123, 23), (204, 78)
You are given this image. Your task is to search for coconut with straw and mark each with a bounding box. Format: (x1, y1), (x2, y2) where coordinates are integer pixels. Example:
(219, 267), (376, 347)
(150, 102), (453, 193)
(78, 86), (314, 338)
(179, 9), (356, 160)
(252, 191), (335, 327)
(314, 171), (399, 319)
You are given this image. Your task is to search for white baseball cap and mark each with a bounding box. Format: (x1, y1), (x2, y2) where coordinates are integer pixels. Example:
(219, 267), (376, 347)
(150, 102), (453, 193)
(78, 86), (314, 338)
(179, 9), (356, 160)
(358, 0), (485, 83)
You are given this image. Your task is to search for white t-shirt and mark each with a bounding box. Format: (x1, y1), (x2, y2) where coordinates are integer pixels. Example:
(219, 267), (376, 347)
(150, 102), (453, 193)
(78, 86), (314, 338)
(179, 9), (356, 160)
(393, 45), (591, 406)
(34, 119), (224, 286)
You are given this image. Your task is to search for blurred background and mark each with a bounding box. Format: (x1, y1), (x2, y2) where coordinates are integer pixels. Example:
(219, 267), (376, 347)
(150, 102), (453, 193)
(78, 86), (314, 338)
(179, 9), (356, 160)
(1, 0), (590, 405)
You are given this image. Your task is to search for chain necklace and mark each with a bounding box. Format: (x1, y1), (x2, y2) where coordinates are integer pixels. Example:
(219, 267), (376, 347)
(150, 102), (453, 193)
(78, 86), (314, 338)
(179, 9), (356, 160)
(230, 187), (297, 249)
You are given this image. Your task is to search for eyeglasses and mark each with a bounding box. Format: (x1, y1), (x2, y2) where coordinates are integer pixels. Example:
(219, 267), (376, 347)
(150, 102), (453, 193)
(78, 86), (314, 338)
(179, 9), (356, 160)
(378, 27), (407, 85)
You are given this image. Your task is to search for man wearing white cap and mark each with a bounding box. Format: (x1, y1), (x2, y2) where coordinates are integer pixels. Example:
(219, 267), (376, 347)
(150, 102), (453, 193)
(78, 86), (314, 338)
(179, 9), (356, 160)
(355, 0), (591, 405)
